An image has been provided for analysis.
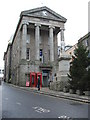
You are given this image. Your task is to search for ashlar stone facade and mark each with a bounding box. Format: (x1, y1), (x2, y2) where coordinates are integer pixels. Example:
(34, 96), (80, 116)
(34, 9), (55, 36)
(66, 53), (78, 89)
(4, 6), (67, 87)
(4, 43), (12, 83)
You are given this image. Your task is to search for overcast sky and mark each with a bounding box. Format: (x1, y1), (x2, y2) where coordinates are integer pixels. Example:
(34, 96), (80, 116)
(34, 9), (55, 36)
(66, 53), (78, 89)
(0, 0), (89, 68)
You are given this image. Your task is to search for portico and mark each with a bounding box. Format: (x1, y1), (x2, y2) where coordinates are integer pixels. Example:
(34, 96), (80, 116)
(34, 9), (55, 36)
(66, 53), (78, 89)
(21, 22), (65, 63)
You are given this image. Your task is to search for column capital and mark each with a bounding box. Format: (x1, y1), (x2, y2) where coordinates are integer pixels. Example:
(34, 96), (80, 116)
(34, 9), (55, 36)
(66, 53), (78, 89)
(49, 25), (55, 29)
(60, 28), (65, 31)
(35, 23), (41, 27)
(22, 21), (29, 26)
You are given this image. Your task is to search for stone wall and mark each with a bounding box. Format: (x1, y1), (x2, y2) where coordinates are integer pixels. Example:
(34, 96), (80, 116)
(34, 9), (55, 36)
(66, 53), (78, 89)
(50, 75), (69, 91)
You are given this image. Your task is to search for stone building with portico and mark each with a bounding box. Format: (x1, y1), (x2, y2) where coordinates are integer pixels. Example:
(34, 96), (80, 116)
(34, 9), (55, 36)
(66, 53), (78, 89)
(4, 6), (67, 87)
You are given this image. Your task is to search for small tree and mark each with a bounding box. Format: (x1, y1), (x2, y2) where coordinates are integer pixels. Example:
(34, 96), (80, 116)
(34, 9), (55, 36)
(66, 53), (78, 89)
(68, 43), (89, 91)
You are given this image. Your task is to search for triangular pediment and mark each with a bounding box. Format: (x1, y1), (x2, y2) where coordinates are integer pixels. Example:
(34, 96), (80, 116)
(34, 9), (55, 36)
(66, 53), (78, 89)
(21, 6), (67, 22)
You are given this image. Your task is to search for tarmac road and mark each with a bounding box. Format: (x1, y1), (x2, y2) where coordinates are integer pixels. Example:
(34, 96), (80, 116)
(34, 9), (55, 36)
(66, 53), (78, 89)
(2, 83), (89, 119)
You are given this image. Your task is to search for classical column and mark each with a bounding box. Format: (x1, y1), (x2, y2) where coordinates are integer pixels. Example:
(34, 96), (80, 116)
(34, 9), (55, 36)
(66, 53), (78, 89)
(49, 26), (55, 62)
(60, 28), (65, 54)
(21, 23), (28, 59)
(35, 24), (41, 60)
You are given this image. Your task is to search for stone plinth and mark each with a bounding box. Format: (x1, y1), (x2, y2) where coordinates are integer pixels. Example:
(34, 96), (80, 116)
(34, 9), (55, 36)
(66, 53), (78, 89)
(50, 54), (71, 91)
(58, 55), (71, 90)
(50, 80), (69, 91)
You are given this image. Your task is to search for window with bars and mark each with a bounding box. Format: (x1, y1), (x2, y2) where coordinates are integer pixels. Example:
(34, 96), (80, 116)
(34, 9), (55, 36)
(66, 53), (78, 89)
(26, 48), (30, 60)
